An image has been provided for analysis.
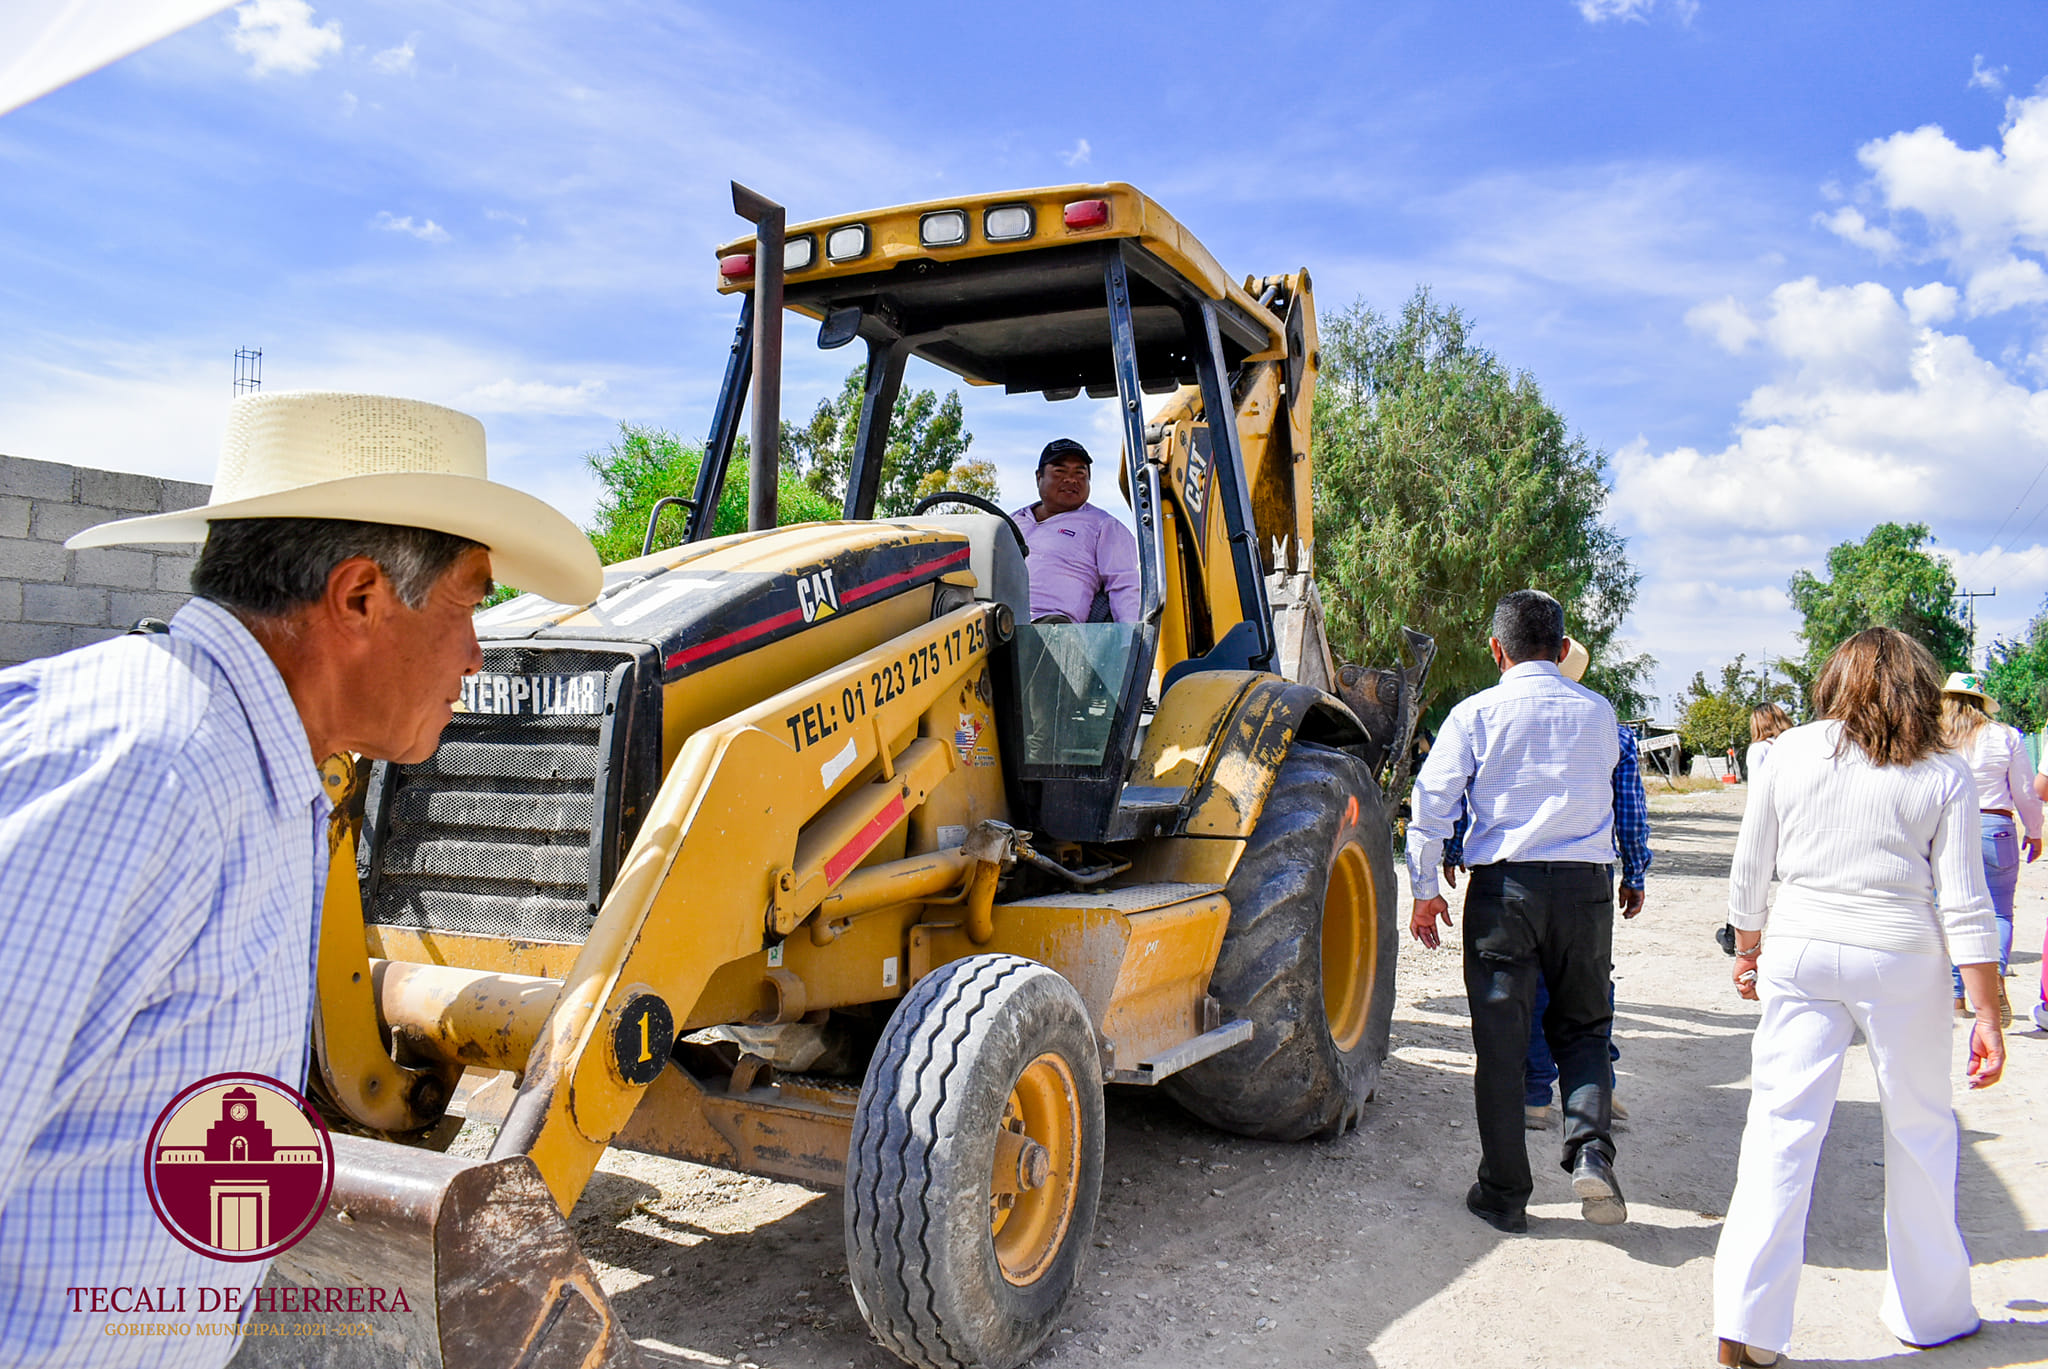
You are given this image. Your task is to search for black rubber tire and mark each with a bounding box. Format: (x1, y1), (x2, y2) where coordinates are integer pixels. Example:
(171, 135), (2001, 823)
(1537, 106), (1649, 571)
(1163, 740), (1399, 1141)
(845, 954), (1104, 1369)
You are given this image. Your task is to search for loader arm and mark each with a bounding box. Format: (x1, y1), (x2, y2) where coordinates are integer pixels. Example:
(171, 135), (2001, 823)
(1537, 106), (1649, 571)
(332, 602), (996, 1214)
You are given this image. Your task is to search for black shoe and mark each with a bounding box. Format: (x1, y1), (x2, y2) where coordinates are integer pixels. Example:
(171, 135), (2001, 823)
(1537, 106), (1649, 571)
(1572, 1147), (1627, 1225)
(1716, 923), (1738, 957)
(1465, 1184), (1528, 1234)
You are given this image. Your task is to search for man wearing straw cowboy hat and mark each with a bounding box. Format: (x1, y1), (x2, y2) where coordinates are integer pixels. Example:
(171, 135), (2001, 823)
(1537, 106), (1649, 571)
(0, 392), (600, 1366)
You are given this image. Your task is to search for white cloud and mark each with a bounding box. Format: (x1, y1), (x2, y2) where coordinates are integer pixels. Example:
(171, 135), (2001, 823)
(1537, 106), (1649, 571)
(1616, 277), (2048, 546)
(1686, 295), (1758, 352)
(371, 39), (415, 75)
(1575, 0), (1695, 22)
(1815, 205), (1901, 258)
(1961, 253), (2048, 315)
(1969, 55), (2006, 95)
(1853, 92), (2048, 316)
(372, 211), (449, 242)
(1576, 0), (1654, 21)
(460, 377), (608, 413)
(1901, 281), (1959, 325)
(227, 0), (342, 77)
(1061, 138), (1091, 168)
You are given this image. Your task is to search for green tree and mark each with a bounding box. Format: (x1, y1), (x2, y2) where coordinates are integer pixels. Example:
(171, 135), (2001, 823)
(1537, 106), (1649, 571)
(584, 423), (839, 564)
(1786, 522), (1970, 687)
(1310, 290), (1652, 720)
(1984, 604), (2048, 733)
(790, 365), (977, 515)
(1675, 655), (1798, 772)
(914, 458), (1001, 507)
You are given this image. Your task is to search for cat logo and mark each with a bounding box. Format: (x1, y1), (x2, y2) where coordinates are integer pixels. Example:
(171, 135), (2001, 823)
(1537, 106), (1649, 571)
(796, 568), (841, 623)
(1182, 426), (1212, 525)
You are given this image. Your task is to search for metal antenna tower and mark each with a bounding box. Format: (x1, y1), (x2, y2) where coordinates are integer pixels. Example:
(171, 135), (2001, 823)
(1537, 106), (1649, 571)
(234, 348), (263, 394)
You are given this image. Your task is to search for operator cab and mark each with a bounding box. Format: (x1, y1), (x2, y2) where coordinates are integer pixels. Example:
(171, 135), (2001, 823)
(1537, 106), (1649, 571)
(689, 184), (1294, 842)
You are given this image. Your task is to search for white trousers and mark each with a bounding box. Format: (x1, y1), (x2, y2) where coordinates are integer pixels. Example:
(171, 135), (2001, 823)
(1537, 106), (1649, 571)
(1713, 936), (1979, 1353)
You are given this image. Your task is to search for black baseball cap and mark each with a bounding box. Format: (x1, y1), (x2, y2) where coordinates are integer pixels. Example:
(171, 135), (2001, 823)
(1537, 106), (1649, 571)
(1037, 438), (1092, 471)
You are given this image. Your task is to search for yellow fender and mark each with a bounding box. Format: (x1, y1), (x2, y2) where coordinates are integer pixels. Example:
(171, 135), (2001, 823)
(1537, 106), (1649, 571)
(1129, 672), (1367, 885)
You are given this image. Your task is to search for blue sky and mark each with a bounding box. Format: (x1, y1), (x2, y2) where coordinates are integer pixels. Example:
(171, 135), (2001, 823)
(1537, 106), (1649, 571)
(7, 0), (2048, 713)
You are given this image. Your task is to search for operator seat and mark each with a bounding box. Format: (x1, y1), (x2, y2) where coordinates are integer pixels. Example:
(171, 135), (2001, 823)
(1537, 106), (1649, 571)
(897, 513), (1028, 623)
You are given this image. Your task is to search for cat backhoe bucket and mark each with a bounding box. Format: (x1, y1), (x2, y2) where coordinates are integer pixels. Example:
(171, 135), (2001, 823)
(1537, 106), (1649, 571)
(235, 1137), (638, 1369)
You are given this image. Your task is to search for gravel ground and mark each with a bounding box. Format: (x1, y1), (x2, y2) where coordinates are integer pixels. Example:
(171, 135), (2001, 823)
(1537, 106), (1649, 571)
(461, 785), (2048, 1369)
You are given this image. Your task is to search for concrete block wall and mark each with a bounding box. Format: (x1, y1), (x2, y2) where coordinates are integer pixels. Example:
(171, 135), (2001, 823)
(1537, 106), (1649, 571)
(0, 454), (211, 668)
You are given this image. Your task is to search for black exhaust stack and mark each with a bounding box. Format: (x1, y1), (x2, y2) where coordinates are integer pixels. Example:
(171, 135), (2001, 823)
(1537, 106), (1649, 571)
(732, 182), (784, 533)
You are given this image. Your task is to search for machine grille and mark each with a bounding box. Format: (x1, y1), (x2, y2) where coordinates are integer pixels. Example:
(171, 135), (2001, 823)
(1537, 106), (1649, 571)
(361, 647), (637, 944)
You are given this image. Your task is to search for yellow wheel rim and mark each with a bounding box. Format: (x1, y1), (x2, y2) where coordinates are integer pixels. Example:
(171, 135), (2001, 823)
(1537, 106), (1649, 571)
(1321, 841), (1376, 1053)
(988, 1052), (1082, 1287)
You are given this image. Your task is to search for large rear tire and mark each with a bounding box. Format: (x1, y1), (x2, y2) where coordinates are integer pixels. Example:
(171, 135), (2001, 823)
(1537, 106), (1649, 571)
(1164, 740), (1398, 1140)
(845, 954), (1104, 1369)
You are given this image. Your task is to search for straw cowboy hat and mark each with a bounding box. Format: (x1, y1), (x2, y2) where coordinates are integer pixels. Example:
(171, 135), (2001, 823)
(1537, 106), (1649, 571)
(66, 391), (601, 606)
(1560, 635), (1591, 683)
(1941, 672), (1999, 715)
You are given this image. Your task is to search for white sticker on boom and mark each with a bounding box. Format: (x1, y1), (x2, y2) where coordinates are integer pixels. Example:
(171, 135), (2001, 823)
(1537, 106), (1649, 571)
(766, 943), (784, 968)
(818, 737), (859, 788)
(936, 824), (968, 849)
(461, 671), (605, 716)
(882, 956), (899, 989)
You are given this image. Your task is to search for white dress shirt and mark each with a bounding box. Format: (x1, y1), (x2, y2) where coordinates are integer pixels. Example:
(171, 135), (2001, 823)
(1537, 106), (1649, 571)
(1406, 660), (1621, 898)
(1728, 720), (1998, 963)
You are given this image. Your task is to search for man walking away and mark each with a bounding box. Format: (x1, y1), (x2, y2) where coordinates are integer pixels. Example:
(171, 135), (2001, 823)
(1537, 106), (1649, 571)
(1408, 589), (1627, 1232)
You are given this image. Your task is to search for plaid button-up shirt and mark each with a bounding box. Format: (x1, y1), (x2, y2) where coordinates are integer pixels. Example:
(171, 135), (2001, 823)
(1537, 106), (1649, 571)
(0, 598), (330, 1367)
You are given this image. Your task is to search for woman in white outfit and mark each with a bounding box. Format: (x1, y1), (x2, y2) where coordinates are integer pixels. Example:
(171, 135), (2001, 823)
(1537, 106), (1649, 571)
(1712, 628), (2006, 1368)
(1938, 672), (2042, 1026)
(1744, 703), (1791, 780)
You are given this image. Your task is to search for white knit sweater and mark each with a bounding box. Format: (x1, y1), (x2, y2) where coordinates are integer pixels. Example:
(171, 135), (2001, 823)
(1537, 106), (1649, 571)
(1728, 720), (2000, 963)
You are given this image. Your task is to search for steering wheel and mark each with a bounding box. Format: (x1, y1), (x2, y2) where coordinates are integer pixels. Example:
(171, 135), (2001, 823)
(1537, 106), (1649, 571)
(908, 491), (1029, 560)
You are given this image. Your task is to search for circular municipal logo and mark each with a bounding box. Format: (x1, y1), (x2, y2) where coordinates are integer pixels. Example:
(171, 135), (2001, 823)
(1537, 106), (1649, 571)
(142, 1073), (334, 1263)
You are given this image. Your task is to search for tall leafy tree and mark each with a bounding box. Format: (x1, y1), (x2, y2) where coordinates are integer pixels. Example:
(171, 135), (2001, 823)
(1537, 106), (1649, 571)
(1984, 605), (2048, 733)
(1311, 290), (1652, 720)
(584, 423), (839, 564)
(1675, 655), (1799, 772)
(790, 365), (983, 515)
(1785, 522), (1970, 684)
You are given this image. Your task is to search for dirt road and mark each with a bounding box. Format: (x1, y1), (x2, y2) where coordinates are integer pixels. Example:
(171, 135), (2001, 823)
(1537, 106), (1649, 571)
(495, 786), (2048, 1369)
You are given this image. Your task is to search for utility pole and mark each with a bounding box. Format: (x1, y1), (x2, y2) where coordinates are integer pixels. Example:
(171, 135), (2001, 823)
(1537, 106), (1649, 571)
(1956, 586), (1996, 664)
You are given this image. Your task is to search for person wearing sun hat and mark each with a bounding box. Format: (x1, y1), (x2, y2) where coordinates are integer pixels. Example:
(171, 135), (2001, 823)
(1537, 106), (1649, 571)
(1938, 671), (2041, 1028)
(0, 391), (599, 1368)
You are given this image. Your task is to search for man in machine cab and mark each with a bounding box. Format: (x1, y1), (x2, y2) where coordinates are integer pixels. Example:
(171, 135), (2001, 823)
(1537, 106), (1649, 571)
(1011, 437), (1139, 624)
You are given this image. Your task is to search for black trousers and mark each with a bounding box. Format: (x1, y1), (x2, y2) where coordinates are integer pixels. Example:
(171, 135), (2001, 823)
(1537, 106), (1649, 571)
(1463, 860), (1616, 1214)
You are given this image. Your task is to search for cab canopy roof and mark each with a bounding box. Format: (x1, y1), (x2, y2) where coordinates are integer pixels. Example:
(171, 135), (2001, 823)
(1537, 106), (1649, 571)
(714, 182), (1286, 399)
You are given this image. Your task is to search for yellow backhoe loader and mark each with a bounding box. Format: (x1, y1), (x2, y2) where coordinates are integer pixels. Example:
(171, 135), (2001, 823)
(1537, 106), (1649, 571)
(239, 180), (1434, 1369)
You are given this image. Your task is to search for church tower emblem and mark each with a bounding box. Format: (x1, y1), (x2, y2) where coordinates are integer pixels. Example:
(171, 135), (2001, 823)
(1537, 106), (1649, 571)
(143, 1073), (334, 1262)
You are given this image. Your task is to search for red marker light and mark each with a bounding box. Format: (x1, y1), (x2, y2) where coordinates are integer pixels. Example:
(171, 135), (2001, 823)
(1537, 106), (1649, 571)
(1063, 199), (1110, 229)
(718, 253), (755, 279)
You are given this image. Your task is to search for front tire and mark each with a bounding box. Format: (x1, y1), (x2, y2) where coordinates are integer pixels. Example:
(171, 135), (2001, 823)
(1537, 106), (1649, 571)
(1164, 740), (1398, 1140)
(845, 954), (1104, 1369)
